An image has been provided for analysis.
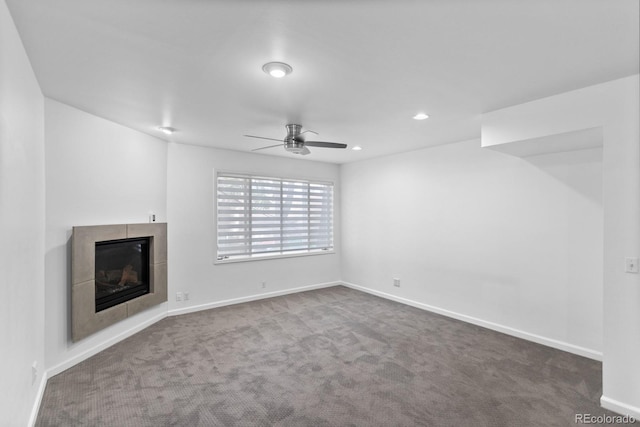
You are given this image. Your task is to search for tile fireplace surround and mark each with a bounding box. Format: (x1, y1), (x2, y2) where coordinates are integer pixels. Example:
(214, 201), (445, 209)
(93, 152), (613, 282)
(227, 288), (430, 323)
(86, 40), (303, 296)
(71, 223), (167, 341)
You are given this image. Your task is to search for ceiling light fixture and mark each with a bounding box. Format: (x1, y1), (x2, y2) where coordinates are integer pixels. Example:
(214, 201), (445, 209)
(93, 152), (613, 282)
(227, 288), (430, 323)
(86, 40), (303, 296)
(413, 113), (429, 120)
(157, 126), (176, 135)
(352, 146), (363, 151)
(262, 62), (293, 78)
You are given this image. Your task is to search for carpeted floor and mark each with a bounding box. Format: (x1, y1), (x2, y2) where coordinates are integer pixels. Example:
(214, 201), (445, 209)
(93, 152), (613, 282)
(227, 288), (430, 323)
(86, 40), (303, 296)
(36, 286), (614, 426)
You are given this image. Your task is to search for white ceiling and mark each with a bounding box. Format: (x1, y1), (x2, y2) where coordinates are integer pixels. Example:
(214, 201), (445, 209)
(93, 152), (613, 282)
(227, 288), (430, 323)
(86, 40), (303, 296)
(7, 0), (639, 164)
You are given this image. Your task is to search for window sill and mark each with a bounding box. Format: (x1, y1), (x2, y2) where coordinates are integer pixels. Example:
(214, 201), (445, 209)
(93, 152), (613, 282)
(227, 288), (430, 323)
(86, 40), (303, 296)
(214, 249), (335, 265)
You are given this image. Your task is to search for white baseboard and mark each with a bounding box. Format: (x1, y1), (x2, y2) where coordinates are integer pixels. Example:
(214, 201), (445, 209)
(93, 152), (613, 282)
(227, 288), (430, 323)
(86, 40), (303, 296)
(601, 395), (640, 419)
(46, 310), (168, 378)
(28, 370), (48, 427)
(168, 281), (341, 317)
(340, 281), (602, 361)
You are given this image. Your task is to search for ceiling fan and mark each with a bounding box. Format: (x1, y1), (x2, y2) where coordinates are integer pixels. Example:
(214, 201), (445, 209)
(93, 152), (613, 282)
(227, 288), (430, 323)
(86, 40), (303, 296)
(244, 124), (347, 155)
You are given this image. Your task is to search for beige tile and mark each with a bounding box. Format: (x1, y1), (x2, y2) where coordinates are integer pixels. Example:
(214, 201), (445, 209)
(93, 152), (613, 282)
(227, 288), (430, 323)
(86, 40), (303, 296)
(127, 223), (167, 264)
(72, 280), (127, 342)
(72, 225), (126, 285)
(150, 262), (167, 297)
(127, 263), (167, 315)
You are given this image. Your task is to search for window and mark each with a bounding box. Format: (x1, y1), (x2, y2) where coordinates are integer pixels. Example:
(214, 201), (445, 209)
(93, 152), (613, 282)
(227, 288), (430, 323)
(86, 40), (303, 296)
(216, 172), (334, 262)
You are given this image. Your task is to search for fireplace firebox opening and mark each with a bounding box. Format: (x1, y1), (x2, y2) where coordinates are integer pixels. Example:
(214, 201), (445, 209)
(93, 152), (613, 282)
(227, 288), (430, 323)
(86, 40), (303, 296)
(95, 237), (151, 312)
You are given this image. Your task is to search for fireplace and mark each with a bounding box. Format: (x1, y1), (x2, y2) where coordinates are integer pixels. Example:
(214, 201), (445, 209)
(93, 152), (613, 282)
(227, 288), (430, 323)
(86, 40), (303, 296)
(71, 223), (167, 341)
(95, 237), (151, 312)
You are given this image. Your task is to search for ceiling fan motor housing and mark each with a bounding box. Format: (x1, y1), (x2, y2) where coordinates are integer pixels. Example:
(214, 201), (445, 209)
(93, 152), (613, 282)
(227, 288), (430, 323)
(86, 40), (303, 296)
(285, 124), (303, 137)
(284, 137), (305, 153)
(284, 124), (305, 153)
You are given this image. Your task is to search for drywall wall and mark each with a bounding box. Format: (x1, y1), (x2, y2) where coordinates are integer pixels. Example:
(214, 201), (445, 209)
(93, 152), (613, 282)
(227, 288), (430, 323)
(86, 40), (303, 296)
(482, 75), (640, 417)
(341, 139), (603, 357)
(0, 1), (46, 425)
(44, 99), (168, 373)
(166, 143), (341, 313)
(601, 79), (640, 417)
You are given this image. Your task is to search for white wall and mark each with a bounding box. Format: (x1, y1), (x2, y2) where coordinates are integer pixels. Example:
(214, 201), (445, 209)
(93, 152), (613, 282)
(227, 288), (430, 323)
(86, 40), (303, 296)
(482, 75), (640, 417)
(341, 139), (604, 357)
(167, 143), (341, 312)
(0, 1), (46, 425)
(342, 75), (640, 416)
(44, 99), (168, 372)
(601, 81), (640, 416)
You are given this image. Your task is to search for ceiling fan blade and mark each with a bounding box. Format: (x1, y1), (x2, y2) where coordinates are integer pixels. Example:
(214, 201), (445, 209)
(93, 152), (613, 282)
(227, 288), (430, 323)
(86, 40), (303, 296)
(243, 134), (284, 143)
(300, 130), (319, 136)
(304, 141), (347, 149)
(251, 144), (282, 152)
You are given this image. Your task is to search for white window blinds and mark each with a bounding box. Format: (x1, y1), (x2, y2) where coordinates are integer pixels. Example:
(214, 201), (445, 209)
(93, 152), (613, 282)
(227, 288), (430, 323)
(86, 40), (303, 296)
(216, 173), (334, 261)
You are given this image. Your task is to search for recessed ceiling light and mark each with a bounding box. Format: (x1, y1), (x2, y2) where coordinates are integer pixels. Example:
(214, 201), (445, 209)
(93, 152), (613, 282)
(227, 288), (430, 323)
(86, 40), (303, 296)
(413, 113), (429, 120)
(262, 62), (293, 78)
(157, 126), (176, 135)
(352, 146), (362, 151)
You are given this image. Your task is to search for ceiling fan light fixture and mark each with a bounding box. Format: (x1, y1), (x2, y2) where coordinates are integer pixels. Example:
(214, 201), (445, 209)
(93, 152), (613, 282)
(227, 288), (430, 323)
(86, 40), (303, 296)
(352, 146), (363, 151)
(413, 113), (429, 120)
(262, 62), (293, 78)
(288, 147), (306, 154)
(157, 126), (176, 135)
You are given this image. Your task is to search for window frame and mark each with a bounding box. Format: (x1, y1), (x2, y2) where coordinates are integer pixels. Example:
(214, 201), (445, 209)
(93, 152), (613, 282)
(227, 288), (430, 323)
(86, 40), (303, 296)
(214, 170), (335, 264)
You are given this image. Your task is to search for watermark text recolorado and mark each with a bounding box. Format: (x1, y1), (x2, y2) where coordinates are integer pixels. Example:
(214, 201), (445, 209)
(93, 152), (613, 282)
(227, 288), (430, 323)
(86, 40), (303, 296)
(575, 414), (636, 424)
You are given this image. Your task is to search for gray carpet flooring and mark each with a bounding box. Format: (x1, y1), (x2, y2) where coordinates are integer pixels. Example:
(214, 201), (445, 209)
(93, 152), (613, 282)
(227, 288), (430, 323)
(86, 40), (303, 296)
(36, 286), (614, 426)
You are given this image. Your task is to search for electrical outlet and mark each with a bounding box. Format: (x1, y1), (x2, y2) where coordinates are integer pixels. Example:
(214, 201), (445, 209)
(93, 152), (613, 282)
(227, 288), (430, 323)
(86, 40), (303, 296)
(148, 212), (156, 223)
(176, 292), (184, 301)
(31, 361), (37, 385)
(261, 281), (267, 289)
(625, 257), (639, 273)
(393, 278), (401, 287)
(183, 292), (189, 301)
